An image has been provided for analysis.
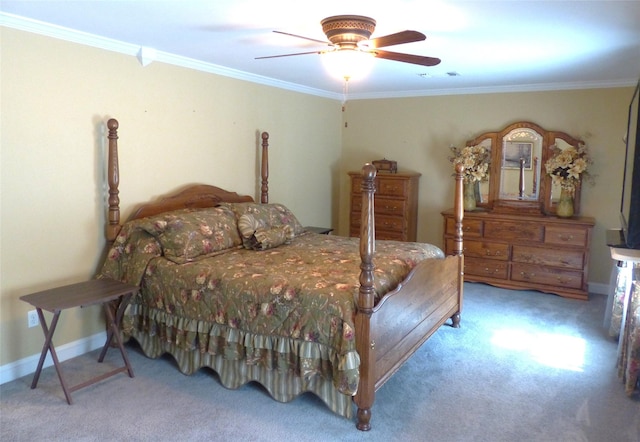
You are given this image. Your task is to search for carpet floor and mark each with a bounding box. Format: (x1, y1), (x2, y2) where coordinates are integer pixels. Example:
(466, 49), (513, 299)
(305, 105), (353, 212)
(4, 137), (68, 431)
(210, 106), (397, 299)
(1, 282), (639, 441)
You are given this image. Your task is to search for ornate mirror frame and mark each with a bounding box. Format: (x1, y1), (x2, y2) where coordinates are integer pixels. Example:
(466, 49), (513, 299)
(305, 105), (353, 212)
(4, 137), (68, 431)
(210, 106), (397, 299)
(466, 121), (584, 215)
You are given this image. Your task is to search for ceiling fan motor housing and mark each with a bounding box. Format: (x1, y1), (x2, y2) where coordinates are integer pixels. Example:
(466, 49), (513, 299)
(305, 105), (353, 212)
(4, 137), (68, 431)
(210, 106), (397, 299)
(321, 15), (376, 49)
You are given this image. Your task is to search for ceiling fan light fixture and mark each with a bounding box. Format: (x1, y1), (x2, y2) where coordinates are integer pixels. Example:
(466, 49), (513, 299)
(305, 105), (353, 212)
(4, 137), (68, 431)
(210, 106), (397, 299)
(321, 49), (375, 81)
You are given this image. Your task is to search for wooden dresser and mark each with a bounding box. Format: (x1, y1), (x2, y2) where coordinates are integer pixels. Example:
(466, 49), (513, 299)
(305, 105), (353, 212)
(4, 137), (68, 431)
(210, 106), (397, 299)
(349, 171), (420, 241)
(442, 209), (595, 299)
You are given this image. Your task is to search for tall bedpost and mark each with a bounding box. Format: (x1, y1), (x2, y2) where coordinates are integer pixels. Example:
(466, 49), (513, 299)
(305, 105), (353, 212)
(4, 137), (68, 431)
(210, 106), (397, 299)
(106, 118), (121, 242)
(453, 163), (464, 257)
(451, 163), (465, 327)
(355, 163), (377, 431)
(261, 131), (269, 204)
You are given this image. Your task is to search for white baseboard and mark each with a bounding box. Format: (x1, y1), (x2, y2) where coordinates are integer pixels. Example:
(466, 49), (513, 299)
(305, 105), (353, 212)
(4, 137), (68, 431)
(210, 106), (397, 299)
(0, 331), (106, 385)
(589, 281), (609, 296)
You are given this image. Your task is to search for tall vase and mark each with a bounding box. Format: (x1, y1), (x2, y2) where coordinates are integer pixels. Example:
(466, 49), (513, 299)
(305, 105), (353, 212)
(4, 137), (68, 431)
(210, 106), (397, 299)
(463, 182), (476, 212)
(556, 186), (574, 218)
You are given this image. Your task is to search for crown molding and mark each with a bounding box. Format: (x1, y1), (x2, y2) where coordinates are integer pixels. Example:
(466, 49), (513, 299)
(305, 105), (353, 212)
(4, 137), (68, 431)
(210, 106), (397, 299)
(348, 78), (640, 101)
(0, 12), (341, 100)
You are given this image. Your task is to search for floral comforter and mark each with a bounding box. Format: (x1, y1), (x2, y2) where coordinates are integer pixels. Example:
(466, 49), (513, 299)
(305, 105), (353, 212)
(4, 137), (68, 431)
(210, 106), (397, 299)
(99, 213), (444, 400)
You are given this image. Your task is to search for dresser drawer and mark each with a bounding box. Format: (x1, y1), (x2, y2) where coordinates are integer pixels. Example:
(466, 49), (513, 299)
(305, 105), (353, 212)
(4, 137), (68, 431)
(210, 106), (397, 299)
(375, 230), (407, 241)
(351, 212), (405, 232)
(484, 221), (543, 242)
(374, 197), (406, 216)
(350, 226), (406, 241)
(512, 245), (584, 269)
(511, 263), (583, 289)
(377, 178), (409, 198)
(465, 257), (508, 279)
(350, 196), (406, 215)
(446, 217), (482, 238)
(351, 177), (409, 198)
(544, 225), (589, 247)
(447, 238), (508, 260)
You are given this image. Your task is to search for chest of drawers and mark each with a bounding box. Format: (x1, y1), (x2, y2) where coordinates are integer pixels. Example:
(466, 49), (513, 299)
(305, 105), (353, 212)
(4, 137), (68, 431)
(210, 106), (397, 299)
(349, 171), (420, 241)
(442, 209), (595, 299)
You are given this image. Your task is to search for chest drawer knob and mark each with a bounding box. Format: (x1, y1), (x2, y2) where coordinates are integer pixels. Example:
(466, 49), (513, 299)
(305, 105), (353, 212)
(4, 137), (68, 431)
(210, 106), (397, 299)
(557, 276), (574, 285)
(485, 249), (502, 256)
(520, 271), (536, 279)
(557, 234), (574, 242)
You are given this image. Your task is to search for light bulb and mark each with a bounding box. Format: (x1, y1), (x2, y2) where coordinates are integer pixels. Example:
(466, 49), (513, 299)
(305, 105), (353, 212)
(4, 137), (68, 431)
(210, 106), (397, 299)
(321, 49), (375, 81)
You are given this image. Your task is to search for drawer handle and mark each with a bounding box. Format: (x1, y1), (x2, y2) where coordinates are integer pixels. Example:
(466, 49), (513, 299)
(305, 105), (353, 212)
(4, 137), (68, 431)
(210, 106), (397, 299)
(383, 205), (398, 210)
(556, 276), (574, 285)
(463, 226), (473, 232)
(485, 249), (501, 256)
(557, 234), (574, 242)
(519, 253), (534, 262)
(484, 268), (500, 275)
(520, 271), (536, 279)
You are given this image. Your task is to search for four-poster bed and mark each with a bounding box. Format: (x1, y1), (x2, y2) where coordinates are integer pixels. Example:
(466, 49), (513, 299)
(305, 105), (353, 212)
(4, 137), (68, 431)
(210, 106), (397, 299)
(99, 118), (464, 431)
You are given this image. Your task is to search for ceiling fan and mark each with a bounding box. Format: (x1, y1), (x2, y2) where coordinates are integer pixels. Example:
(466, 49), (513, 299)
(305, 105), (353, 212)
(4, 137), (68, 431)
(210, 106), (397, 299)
(256, 15), (441, 70)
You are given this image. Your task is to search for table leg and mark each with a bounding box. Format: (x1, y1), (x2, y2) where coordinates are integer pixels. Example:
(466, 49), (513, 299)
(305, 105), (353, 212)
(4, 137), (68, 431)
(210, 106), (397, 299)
(98, 294), (134, 378)
(32, 309), (73, 405)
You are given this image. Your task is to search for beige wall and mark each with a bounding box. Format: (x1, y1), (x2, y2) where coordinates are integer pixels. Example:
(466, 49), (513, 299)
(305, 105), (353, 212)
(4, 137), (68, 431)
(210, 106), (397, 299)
(1, 26), (634, 371)
(338, 89), (632, 288)
(0, 28), (342, 366)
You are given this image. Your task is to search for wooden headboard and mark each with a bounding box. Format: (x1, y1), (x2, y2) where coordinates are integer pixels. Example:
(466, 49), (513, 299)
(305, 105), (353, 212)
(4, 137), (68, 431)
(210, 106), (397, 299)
(105, 119), (271, 241)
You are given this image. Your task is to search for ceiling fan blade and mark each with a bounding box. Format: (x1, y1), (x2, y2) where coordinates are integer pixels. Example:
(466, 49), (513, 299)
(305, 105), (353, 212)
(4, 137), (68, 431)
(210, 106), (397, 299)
(373, 49), (441, 66)
(368, 30), (426, 49)
(255, 50), (321, 60)
(273, 30), (330, 45)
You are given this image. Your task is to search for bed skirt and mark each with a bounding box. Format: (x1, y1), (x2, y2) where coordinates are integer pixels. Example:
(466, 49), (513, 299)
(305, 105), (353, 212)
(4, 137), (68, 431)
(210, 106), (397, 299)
(122, 302), (358, 418)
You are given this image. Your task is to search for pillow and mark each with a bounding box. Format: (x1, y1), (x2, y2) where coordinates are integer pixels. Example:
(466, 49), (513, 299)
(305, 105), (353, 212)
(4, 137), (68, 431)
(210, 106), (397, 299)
(245, 225), (295, 251)
(137, 207), (242, 263)
(221, 202), (305, 237)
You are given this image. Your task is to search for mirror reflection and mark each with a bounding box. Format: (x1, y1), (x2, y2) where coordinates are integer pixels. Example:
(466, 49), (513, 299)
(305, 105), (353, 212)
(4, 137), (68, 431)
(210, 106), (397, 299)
(549, 138), (573, 203)
(477, 138), (492, 204)
(499, 128), (542, 200)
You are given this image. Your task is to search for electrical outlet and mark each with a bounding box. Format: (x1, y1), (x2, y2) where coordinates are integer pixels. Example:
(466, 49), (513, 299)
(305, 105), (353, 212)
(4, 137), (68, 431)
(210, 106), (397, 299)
(27, 310), (39, 328)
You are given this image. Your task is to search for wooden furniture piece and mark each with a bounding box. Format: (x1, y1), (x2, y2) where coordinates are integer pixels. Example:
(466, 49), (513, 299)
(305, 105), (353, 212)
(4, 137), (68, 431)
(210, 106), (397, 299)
(466, 121), (586, 216)
(606, 246), (640, 396)
(348, 171), (420, 241)
(443, 121), (595, 299)
(102, 118), (464, 431)
(20, 279), (138, 404)
(442, 210), (594, 299)
(305, 226), (333, 235)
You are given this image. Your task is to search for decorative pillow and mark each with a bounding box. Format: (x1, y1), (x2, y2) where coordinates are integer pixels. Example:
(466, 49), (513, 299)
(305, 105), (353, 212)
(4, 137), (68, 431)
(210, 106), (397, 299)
(137, 207), (242, 263)
(221, 202), (305, 237)
(246, 225), (295, 251)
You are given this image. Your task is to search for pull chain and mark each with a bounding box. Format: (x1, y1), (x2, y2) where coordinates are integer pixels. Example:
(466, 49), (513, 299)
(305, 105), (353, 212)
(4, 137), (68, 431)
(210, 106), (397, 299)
(342, 76), (350, 112)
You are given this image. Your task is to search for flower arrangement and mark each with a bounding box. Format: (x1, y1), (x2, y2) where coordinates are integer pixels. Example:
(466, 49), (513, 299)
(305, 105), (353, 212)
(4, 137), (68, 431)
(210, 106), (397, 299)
(544, 143), (592, 191)
(449, 145), (491, 183)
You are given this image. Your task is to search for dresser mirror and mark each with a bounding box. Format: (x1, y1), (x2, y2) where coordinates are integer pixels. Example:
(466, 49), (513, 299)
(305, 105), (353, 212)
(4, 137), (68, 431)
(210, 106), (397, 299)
(475, 137), (493, 205)
(499, 126), (542, 201)
(467, 121), (583, 215)
(545, 134), (584, 214)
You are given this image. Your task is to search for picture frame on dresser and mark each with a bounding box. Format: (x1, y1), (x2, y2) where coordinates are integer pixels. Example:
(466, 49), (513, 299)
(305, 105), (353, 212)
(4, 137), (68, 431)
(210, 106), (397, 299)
(503, 142), (533, 169)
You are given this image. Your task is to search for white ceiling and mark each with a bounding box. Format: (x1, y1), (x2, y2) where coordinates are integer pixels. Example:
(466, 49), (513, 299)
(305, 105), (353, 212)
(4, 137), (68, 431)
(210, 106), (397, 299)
(2, 0), (640, 99)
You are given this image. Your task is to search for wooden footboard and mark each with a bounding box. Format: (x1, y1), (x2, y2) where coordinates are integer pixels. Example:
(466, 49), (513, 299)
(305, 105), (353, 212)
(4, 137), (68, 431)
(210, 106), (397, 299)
(354, 163), (464, 431)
